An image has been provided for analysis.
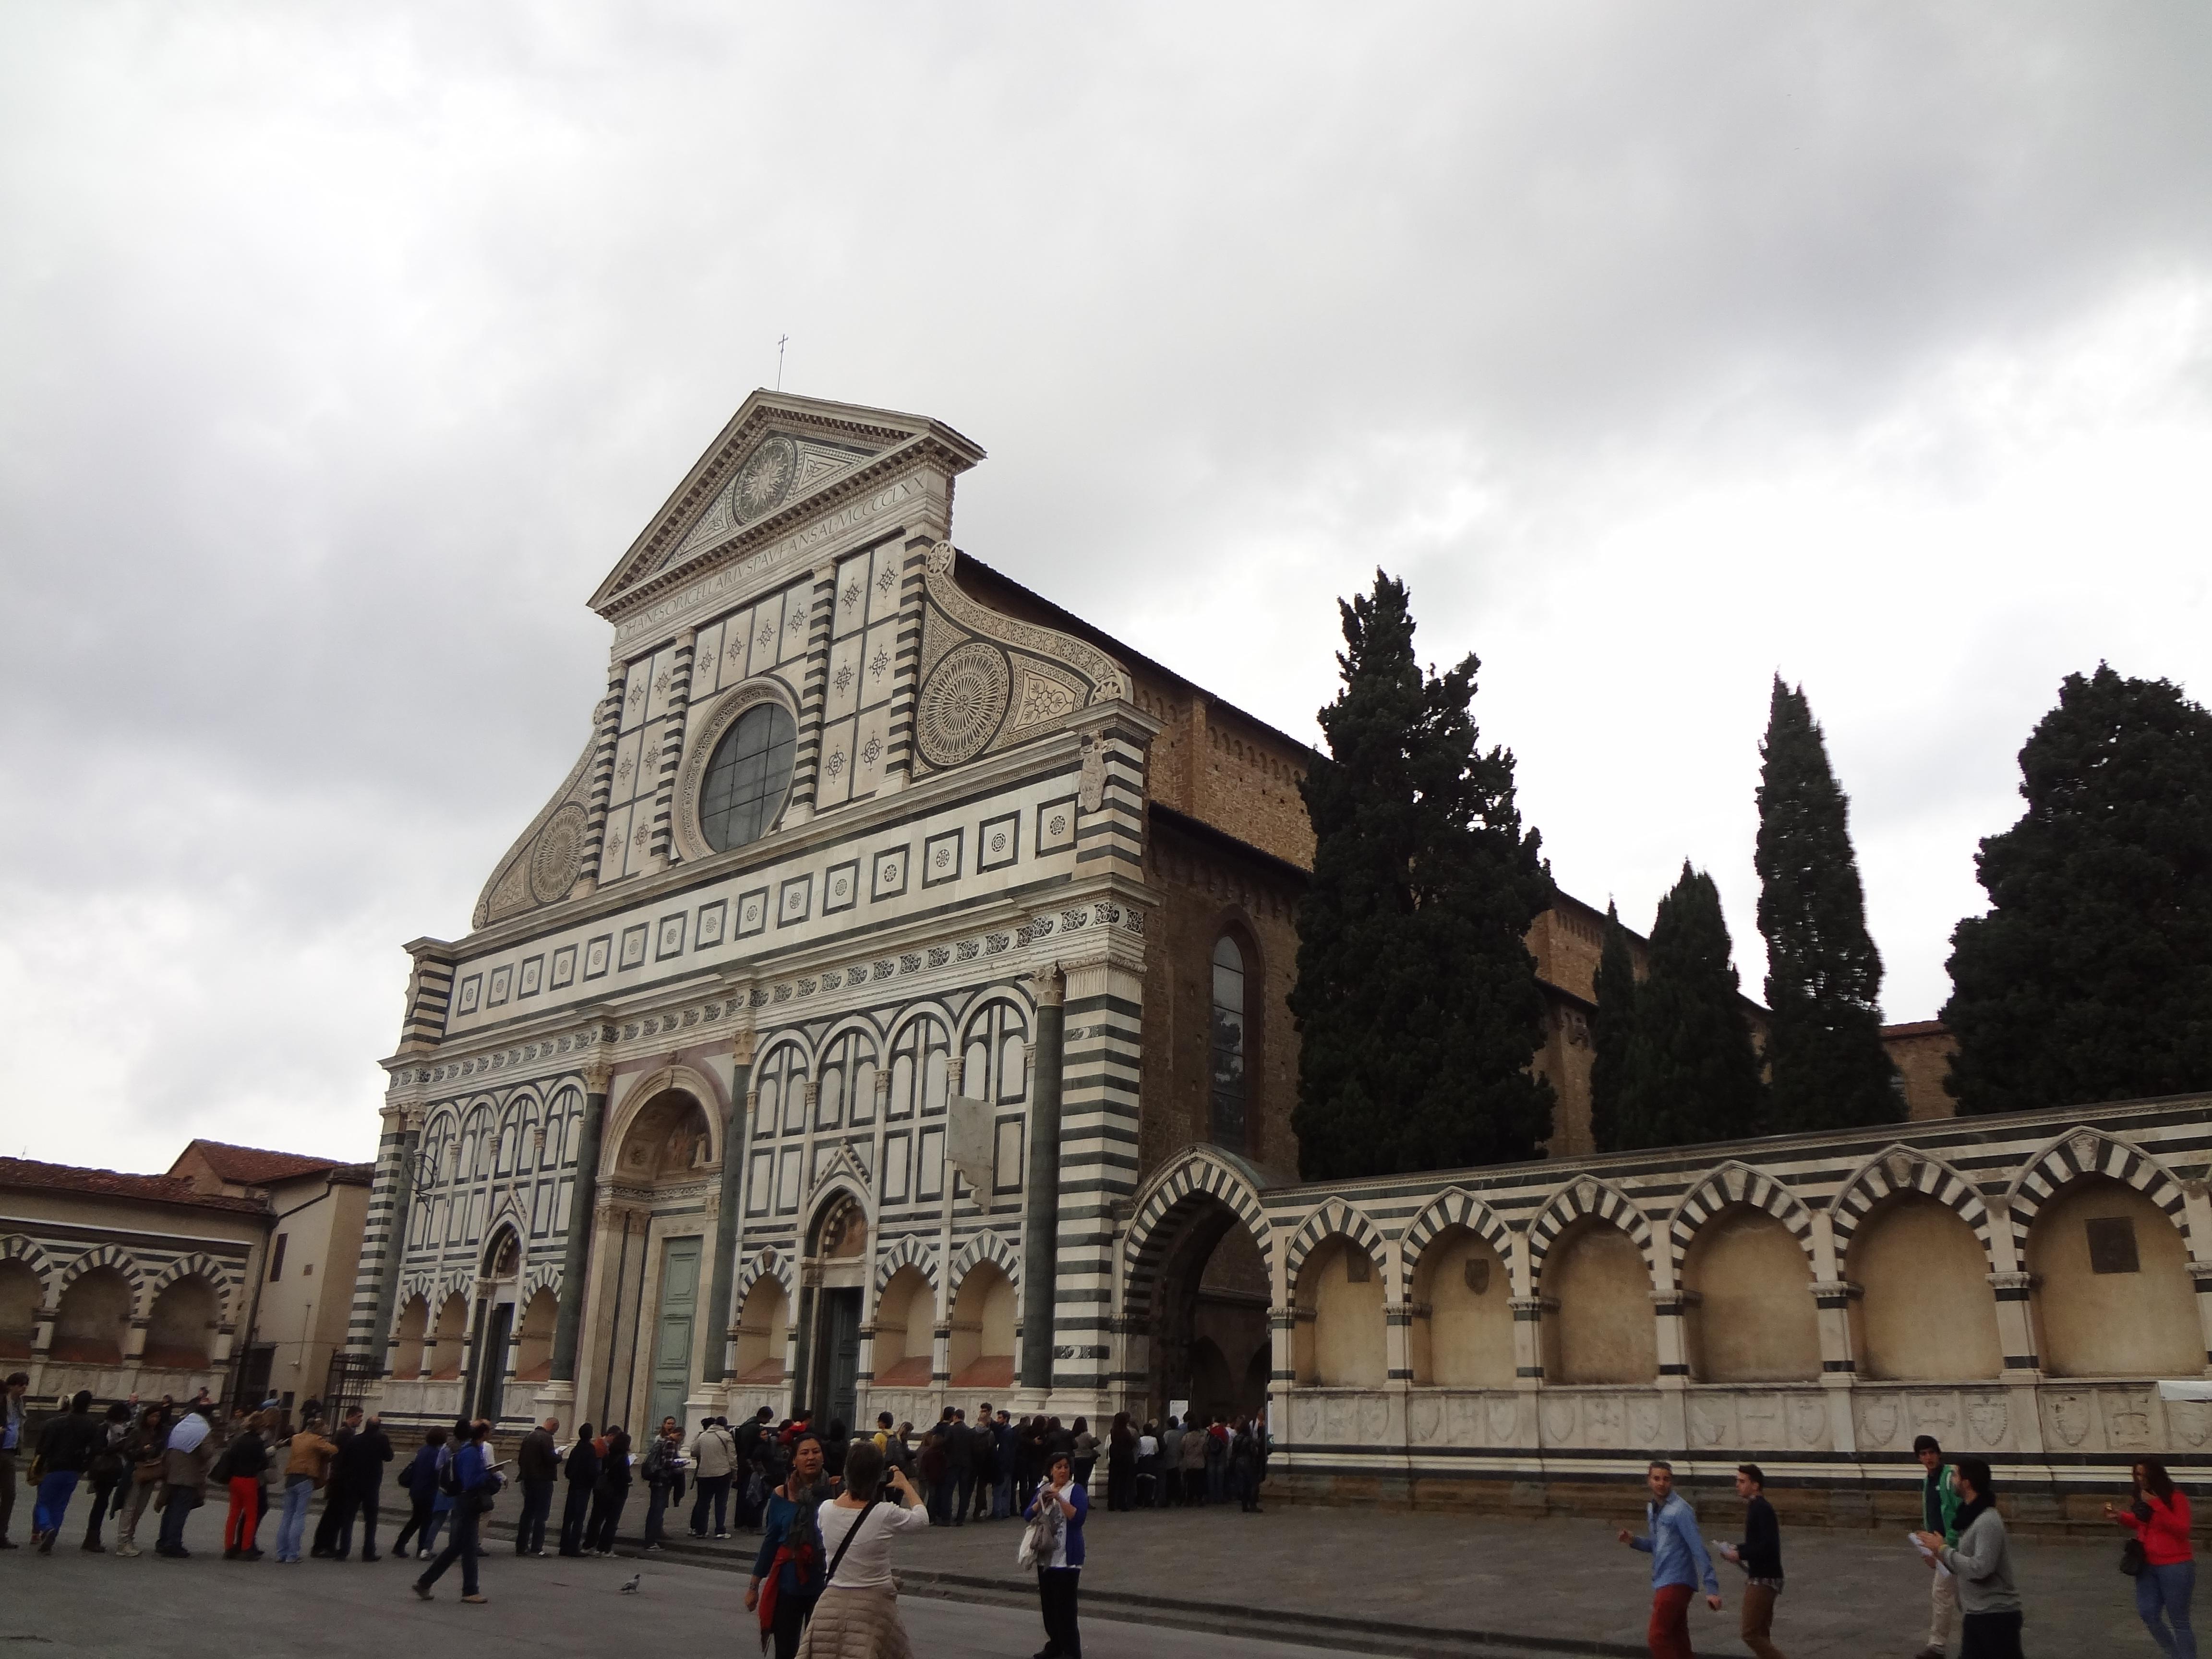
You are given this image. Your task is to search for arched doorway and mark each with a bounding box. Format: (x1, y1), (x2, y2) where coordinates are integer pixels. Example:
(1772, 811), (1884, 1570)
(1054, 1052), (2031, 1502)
(595, 1079), (719, 1435)
(793, 1191), (867, 1431)
(471, 1226), (522, 1421)
(1124, 1158), (1274, 1427)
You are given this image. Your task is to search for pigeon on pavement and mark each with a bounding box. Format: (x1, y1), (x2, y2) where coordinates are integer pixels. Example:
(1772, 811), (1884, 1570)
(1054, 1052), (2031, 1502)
(619, 1574), (642, 1594)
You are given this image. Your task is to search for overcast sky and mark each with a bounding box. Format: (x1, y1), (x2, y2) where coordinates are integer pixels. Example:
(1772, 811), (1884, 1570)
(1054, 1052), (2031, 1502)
(5, 4), (2209, 1174)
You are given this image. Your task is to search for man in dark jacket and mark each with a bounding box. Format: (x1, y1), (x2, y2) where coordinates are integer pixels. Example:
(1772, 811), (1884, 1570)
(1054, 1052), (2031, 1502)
(312, 1405), (363, 1557)
(1719, 1464), (1785, 1659)
(944, 1409), (975, 1527)
(30, 1391), (105, 1552)
(515, 1417), (560, 1556)
(333, 1412), (393, 1561)
(558, 1422), (600, 1557)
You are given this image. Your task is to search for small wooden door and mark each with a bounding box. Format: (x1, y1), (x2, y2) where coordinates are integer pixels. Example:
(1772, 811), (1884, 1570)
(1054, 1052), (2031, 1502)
(649, 1238), (701, 1434)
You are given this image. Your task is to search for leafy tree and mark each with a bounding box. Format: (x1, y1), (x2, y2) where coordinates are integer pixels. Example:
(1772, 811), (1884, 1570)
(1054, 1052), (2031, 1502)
(1290, 571), (1555, 1178)
(1755, 677), (1899, 1131)
(1944, 664), (2212, 1113)
(1587, 902), (1638, 1154)
(1613, 863), (1765, 1148)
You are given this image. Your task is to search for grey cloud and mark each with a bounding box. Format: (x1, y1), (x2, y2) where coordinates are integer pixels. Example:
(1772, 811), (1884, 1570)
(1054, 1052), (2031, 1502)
(4, 2), (2209, 1168)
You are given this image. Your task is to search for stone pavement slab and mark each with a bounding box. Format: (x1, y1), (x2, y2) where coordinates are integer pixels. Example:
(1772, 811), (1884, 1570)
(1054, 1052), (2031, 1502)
(495, 1488), (2168, 1656)
(24, 1485), (2166, 1658)
(0, 1499), (1352, 1659)
(876, 1501), (2161, 1657)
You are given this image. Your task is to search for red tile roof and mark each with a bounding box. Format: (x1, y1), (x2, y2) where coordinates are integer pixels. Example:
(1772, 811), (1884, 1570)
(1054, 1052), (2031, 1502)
(0, 1157), (268, 1215)
(168, 1140), (350, 1187)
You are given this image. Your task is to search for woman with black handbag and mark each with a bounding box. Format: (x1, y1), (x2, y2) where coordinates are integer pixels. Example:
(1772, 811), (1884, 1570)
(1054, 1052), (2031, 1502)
(2107, 1459), (2195, 1659)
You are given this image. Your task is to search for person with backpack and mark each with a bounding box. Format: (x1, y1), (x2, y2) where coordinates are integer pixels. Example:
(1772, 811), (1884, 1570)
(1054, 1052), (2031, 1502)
(641, 1420), (687, 1551)
(391, 1425), (448, 1560)
(1230, 1418), (1265, 1513)
(801, 1440), (929, 1659)
(411, 1418), (496, 1604)
(749, 1431), (837, 1659)
(557, 1422), (599, 1557)
(586, 1425), (632, 1556)
(687, 1415), (736, 1539)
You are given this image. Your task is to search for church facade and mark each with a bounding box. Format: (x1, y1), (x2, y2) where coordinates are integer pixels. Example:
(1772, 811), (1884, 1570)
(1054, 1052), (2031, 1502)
(352, 392), (2211, 1511)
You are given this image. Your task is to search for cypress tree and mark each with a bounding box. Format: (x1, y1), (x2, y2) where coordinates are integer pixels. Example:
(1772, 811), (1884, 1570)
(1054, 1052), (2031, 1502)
(1613, 863), (1765, 1148)
(1943, 664), (2212, 1113)
(1754, 677), (1900, 1131)
(1587, 902), (1638, 1154)
(1290, 570), (1555, 1179)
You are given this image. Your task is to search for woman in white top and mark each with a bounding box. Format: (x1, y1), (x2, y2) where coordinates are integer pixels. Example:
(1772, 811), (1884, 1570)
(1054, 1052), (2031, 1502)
(797, 1441), (930, 1659)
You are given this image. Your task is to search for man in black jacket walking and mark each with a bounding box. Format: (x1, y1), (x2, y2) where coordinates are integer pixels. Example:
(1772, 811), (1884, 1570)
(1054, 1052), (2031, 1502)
(333, 1413), (392, 1561)
(312, 1406), (363, 1557)
(1718, 1464), (1785, 1659)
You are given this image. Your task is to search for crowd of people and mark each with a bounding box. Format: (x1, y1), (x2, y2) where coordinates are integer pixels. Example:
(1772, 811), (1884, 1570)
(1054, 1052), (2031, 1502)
(7, 1370), (2198, 1659)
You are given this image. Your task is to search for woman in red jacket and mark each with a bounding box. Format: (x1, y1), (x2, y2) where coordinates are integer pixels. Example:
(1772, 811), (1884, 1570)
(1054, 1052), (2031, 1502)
(2107, 1458), (2195, 1659)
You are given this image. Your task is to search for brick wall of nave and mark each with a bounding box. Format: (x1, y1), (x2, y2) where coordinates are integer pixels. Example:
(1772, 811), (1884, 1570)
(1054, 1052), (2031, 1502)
(1139, 807), (1304, 1183)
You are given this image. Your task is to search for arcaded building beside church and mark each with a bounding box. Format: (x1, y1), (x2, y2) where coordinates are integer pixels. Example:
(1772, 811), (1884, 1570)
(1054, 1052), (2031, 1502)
(354, 391), (2212, 1512)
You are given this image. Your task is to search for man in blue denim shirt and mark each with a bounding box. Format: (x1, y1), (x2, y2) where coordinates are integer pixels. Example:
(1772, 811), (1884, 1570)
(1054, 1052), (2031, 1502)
(1616, 1460), (1720, 1659)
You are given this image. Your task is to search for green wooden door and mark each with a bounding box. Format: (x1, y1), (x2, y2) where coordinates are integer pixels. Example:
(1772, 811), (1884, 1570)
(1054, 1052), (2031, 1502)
(649, 1238), (700, 1434)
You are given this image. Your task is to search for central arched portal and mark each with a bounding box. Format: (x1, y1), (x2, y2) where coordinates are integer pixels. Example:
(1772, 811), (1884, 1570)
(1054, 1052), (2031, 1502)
(602, 1082), (717, 1435)
(1126, 1162), (1274, 1427)
(795, 1190), (868, 1431)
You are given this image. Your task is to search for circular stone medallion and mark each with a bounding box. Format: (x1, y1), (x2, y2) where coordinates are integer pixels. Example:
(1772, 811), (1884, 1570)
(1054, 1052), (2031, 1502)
(732, 434), (797, 521)
(528, 803), (588, 903)
(917, 641), (1012, 768)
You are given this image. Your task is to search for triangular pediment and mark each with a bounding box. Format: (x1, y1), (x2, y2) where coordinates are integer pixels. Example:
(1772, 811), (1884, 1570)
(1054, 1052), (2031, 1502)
(589, 390), (985, 617)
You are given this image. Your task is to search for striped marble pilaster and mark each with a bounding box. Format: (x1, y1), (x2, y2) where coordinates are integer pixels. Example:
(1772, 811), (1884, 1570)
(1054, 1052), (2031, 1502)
(645, 628), (696, 869)
(1047, 929), (1147, 1401)
(880, 536), (934, 789)
(348, 1107), (416, 1362)
(575, 663), (626, 891)
(785, 567), (841, 819)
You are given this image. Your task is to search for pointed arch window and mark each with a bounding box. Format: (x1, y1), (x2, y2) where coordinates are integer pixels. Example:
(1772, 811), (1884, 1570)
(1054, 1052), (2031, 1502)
(1210, 934), (1249, 1152)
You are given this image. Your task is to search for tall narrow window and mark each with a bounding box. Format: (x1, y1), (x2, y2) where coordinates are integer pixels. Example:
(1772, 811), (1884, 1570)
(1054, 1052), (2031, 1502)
(1209, 934), (1248, 1151)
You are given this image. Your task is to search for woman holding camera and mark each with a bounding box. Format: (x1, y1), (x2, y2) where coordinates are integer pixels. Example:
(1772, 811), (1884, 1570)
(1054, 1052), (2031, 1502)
(795, 1441), (929, 1659)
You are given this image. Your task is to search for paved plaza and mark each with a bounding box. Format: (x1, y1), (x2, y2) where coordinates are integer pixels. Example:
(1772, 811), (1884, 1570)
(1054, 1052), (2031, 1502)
(5, 1484), (2177, 1659)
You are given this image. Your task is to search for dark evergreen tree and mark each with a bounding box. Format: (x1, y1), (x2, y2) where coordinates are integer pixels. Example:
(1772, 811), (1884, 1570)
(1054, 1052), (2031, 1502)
(1290, 571), (1555, 1179)
(1587, 902), (1638, 1154)
(1613, 863), (1765, 1148)
(1943, 664), (2212, 1113)
(1755, 677), (1900, 1132)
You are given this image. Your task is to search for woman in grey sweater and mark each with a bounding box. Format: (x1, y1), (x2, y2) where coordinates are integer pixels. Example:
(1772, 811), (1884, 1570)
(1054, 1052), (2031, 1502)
(1914, 1456), (2021, 1659)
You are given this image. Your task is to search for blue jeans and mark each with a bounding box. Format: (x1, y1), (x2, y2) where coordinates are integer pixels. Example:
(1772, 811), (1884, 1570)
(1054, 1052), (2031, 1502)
(277, 1477), (315, 1561)
(994, 1470), (1014, 1519)
(33, 1472), (79, 1537)
(2140, 1560), (2198, 1659)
